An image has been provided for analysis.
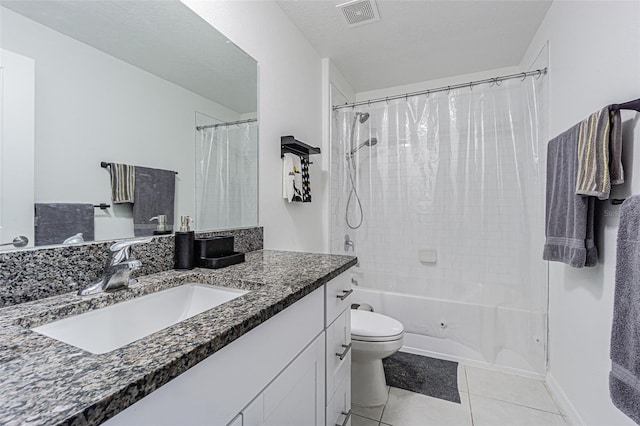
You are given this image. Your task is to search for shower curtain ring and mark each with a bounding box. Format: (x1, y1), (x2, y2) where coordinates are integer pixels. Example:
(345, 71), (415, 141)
(469, 81), (473, 91)
(405, 94), (409, 103)
(368, 100), (371, 108)
(536, 69), (542, 79)
(520, 72), (527, 81)
(426, 90), (430, 98)
(446, 86), (451, 95)
(385, 97), (389, 104)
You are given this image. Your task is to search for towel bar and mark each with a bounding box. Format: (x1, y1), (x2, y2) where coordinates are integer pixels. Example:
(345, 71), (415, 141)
(100, 161), (178, 174)
(610, 98), (640, 112)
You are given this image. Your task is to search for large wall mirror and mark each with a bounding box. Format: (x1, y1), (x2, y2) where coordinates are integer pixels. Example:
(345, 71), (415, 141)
(0, 0), (258, 250)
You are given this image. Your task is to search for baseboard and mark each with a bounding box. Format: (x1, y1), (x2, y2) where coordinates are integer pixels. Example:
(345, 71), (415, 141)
(545, 372), (585, 426)
(400, 345), (545, 380)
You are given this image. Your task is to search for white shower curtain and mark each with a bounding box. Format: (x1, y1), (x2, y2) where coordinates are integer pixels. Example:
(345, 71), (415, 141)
(196, 122), (258, 230)
(331, 76), (548, 373)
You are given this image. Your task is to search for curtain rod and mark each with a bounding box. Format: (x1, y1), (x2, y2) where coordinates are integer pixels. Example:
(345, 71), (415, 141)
(333, 68), (548, 111)
(196, 118), (257, 131)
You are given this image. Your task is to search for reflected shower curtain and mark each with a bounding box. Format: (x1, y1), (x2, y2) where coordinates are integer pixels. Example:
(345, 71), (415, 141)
(196, 122), (258, 230)
(331, 77), (548, 372)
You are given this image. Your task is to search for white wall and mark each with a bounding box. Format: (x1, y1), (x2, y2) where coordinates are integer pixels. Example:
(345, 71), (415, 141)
(1, 7), (241, 241)
(521, 1), (640, 424)
(183, 0), (325, 252)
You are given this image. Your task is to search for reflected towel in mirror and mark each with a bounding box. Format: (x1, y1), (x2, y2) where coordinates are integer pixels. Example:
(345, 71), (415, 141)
(34, 203), (94, 246)
(108, 162), (136, 203)
(132, 167), (176, 237)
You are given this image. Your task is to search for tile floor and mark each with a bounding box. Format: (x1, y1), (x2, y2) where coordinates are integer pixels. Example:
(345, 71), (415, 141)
(351, 364), (567, 426)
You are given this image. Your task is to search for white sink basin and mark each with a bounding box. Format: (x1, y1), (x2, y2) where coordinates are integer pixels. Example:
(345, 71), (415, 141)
(32, 283), (248, 354)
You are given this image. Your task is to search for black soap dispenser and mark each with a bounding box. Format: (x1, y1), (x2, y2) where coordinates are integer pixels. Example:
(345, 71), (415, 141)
(174, 215), (195, 270)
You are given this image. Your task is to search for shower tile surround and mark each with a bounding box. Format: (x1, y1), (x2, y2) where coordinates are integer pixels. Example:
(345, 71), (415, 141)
(0, 250), (357, 425)
(0, 227), (263, 307)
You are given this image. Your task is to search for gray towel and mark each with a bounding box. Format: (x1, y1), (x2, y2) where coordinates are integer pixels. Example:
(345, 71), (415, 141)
(34, 203), (94, 246)
(108, 162), (136, 203)
(575, 107), (624, 200)
(132, 166), (176, 237)
(610, 195), (640, 424)
(609, 109), (624, 185)
(543, 124), (598, 267)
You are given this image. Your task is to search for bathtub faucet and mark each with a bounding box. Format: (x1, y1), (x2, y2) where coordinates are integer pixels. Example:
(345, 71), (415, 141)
(344, 234), (355, 252)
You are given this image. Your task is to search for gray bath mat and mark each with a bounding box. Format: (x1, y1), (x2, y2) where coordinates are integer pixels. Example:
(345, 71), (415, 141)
(383, 352), (461, 403)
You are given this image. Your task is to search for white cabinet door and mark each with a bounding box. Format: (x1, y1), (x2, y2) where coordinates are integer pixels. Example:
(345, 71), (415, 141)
(243, 333), (325, 426)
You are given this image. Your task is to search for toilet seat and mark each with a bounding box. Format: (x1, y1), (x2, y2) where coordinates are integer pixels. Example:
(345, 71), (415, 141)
(351, 310), (404, 342)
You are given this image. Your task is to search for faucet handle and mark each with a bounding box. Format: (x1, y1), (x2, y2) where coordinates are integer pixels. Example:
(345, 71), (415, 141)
(109, 237), (153, 265)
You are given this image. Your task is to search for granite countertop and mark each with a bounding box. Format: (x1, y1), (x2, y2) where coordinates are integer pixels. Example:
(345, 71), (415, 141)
(0, 250), (357, 426)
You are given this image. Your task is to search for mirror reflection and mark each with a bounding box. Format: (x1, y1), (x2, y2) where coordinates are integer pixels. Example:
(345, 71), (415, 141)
(0, 0), (258, 250)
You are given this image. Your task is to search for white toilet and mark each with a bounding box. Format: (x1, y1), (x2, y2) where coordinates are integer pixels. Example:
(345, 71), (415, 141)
(351, 309), (404, 407)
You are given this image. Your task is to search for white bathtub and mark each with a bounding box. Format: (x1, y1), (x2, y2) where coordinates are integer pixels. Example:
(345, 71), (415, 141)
(350, 286), (547, 377)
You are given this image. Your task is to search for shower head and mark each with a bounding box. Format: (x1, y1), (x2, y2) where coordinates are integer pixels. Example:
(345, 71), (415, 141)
(350, 137), (378, 155)
(356, 112), (370, 123)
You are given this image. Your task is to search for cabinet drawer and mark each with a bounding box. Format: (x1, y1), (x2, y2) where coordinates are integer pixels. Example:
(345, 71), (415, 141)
(325, 271), (353, 327)
(326, 308), (351, 400)
(326, 368), (351, 426)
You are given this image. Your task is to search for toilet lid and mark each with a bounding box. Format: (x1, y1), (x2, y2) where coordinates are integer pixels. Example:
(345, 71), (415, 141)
(351, 310), (404, 342)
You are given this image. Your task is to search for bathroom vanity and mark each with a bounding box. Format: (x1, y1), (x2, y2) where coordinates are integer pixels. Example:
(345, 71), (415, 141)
(0, 250), (356, 425)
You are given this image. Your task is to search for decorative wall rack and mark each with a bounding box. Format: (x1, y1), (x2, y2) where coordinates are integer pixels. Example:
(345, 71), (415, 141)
(280, 136), (321, 160)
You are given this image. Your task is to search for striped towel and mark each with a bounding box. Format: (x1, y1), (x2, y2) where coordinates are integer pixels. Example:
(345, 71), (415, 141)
(109, 162), (136, 203)
(575, 107), (623, 200)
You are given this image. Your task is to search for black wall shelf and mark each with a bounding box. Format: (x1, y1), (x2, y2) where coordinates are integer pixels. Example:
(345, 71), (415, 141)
(281, 136), (321, 160)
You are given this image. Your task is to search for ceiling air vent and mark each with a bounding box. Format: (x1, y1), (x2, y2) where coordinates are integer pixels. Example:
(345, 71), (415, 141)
(336, 0), (380, 28)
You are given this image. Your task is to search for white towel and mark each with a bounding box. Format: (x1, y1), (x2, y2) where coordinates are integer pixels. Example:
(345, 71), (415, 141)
(282, 153), (303, 202)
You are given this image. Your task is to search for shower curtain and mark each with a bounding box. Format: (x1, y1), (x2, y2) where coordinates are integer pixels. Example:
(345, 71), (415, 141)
(331, 76), (548, 373)
(196, 122), (258, 230)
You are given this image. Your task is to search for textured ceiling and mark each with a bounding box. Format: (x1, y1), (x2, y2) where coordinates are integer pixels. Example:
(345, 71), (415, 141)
(1, 0), (258, 114)
(277, 0), (552, 92)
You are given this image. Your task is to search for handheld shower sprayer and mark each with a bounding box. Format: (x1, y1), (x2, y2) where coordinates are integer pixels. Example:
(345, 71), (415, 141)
(350, 138), (378, 156)
(345, 111), (377, 230)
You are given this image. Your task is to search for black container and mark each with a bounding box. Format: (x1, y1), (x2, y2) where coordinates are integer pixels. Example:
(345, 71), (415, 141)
(194, 236), (234, 259)
(174, 231), (195, 270)
(197, 252), (245, 269)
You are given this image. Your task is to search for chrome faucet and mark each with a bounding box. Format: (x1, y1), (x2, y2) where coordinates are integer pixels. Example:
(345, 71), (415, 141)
(78, 237), (152, 296)
(344, 234), (355, 252)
